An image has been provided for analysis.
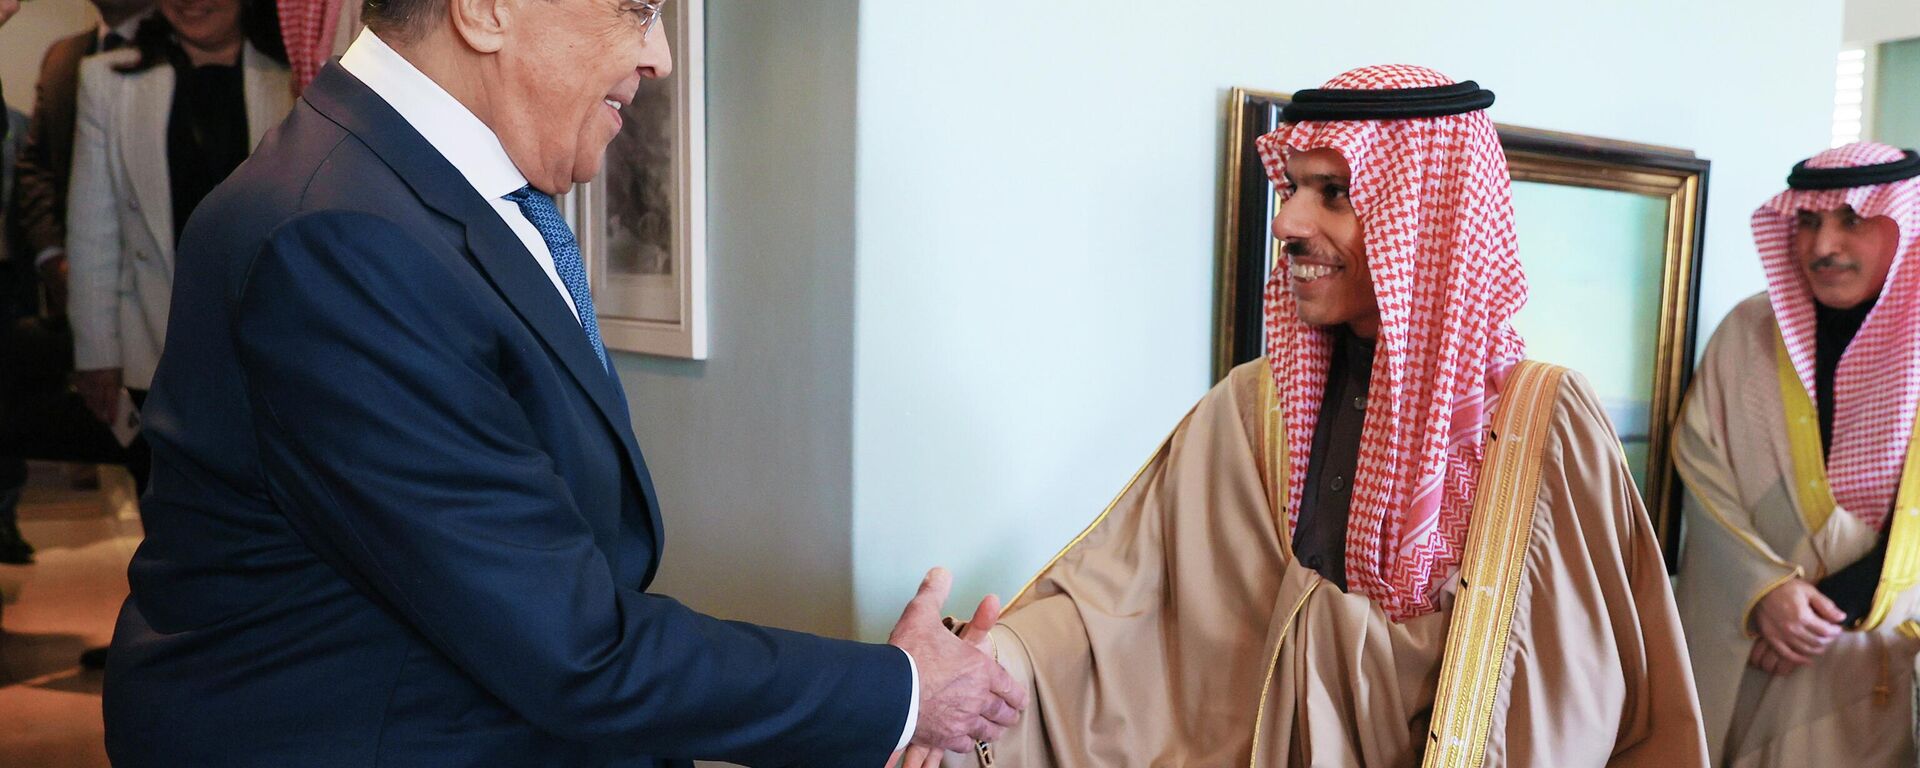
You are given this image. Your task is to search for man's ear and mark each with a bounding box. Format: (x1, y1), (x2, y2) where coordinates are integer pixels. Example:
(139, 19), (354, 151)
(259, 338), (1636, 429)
(447, 0), (513, 53)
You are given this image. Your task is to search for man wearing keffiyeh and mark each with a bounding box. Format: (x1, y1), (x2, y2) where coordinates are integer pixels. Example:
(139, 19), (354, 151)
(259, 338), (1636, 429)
(1676, 142), (1920, 768)
(914, 64), (1708, 768)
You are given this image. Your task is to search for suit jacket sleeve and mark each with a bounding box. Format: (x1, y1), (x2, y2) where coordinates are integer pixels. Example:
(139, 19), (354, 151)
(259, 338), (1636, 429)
(231, 210), (912, 766)
(65, 58), (124, 372)
(13, 39), (75, 257)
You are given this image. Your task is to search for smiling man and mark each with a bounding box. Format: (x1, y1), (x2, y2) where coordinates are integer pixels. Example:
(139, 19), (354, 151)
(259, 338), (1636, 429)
(1676, 142), (1920, 768)
(918, 65), (1707, 768)
(97, 1), (1026, 765)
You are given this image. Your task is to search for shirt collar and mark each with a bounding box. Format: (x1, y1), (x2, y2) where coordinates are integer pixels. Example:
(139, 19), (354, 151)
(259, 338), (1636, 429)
(338, 29), (530, 201)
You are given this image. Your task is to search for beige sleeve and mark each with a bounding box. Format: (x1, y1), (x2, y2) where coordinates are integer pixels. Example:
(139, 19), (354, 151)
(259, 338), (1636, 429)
(1491, 372), (1710, 768)
(938, 622), (1056, 768)
(945, 361), (1290, 767)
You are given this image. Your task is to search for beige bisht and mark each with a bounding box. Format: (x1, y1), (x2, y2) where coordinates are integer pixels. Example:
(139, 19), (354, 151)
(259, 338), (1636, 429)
(954, 359), (1703, 767)
(1674, 143), (1920, 768)
(1673, 297), (1920, 768)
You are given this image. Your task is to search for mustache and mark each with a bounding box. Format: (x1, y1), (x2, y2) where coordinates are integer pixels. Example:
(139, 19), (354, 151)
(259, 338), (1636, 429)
(1809, 255), (1859, 272)
(1282, 238), (1341, 263)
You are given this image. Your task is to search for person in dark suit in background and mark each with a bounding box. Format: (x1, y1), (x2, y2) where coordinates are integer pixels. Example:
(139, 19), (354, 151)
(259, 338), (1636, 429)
(100, 0), (1025, 765)
(0, 0), (27, 566)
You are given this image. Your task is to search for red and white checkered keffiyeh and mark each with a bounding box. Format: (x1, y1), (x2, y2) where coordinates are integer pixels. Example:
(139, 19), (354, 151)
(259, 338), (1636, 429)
(1255, 64), (1527, 621)
(1756, 141), (1920, 529)
(279, 0), (345, 95)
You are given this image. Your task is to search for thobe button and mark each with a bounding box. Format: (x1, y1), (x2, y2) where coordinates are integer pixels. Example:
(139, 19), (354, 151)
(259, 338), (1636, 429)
(1331, 476), (1347, 492)
(1353, 396), (1367, 411)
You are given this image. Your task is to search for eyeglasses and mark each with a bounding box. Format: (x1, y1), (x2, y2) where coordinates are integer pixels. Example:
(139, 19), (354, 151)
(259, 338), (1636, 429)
(629, 0), (667, 41)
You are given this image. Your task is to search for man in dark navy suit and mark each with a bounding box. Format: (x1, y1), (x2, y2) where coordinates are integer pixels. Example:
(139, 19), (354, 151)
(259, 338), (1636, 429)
(99, 0), (1023, 765)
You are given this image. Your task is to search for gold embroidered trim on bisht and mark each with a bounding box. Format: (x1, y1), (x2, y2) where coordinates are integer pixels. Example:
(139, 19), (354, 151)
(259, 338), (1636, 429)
(1774, 331), (1920, 632)
(1421, 360), (1567, 768)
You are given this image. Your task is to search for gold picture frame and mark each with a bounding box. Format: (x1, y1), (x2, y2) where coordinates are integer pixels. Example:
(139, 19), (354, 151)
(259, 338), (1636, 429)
(1214, 87), (1710, 569)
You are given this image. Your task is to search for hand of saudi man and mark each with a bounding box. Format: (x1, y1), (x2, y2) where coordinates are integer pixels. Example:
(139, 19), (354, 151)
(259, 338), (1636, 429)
(889, 568), (1027, 755)
(894, 592), (1008, 768)
(1749, 578), (1845, 675)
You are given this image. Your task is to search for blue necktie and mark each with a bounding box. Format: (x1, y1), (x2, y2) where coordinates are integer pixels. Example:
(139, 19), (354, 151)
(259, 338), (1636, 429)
(505, 186), (609, 371)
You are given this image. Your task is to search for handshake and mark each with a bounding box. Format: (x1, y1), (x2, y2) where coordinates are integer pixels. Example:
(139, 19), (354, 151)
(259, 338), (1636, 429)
(886, 568), (1026, 768)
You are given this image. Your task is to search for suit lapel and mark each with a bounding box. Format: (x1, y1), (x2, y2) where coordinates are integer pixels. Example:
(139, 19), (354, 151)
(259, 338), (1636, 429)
(458, 207), (632, 427)
(301, 65), (664, 557)
(123, 63), (175, 266)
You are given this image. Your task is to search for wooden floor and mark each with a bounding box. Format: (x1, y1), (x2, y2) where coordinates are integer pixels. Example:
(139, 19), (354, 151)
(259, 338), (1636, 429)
(0, 463), (141, 768)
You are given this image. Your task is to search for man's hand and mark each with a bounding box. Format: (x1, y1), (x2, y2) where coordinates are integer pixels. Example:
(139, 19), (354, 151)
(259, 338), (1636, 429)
(889, 568), (1026, 755)
(38, 253), (69, 316)
(1749, 578), (1845, 676)
(895, 593), (1008, 768)
(75, 368), (123, 424)
(0, 0), (20, 27)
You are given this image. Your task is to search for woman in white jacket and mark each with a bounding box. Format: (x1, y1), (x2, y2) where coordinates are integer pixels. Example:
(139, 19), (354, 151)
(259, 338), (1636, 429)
(65, 0), (291, 439)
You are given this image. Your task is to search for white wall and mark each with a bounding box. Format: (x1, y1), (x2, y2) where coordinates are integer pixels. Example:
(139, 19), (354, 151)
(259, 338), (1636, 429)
(1845, 0), (1920, 45)
(0, 0), (97, 114)
(849, 0), (1844, 639)
(619, 0), (862, 640)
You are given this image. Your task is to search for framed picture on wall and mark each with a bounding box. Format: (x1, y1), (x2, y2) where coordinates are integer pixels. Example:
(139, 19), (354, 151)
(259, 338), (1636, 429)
(566, 0), (708, 359)
(1214, 87), (1710, 570)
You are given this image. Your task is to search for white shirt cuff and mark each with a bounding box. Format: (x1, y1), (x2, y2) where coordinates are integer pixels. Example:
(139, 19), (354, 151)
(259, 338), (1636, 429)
(34, 247), (64, 268)
(895, 647), (919, 753)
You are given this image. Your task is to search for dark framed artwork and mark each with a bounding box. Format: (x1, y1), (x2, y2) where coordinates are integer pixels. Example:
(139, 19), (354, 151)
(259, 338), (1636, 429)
(1214, 87), (1710, 569)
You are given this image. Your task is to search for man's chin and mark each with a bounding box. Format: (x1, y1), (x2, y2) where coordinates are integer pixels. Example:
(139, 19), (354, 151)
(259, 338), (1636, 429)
(571, 156), (608, 187)
(1811, 289), (1877, 312)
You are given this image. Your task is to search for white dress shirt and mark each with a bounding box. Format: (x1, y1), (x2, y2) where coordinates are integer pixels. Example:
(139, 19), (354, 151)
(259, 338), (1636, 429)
(337, 29), (920, 755)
